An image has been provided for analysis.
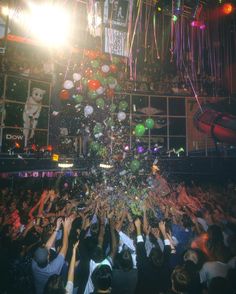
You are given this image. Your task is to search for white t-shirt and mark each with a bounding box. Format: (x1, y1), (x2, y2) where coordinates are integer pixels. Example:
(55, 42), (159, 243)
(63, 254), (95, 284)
(200, 261), (230, 286)
(84, 257), (112, 294)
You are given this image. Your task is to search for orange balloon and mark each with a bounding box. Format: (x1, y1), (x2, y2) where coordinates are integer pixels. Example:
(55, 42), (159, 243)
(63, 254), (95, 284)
(88, 79), (101, 91)
(59, 89), (70, 100)
(106, 88), (114, 98)
(110, 64), (118, 73)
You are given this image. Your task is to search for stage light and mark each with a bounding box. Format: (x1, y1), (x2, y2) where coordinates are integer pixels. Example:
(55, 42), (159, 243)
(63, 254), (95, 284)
(27, 3), (71, 47)
(222, 3), (233, 15)
(58, 162), (73, 168)
(1, 6), (9, 16)
(99, 163), (113, 169)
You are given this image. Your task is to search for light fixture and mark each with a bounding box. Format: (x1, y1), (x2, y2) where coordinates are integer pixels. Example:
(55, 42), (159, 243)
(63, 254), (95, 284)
(99, 163), (113, 169)
(222, 3), (234, 15)
(58, 162), (74, 168)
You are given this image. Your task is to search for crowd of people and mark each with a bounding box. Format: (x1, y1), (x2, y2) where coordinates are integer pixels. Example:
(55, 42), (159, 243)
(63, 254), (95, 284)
(0, 177), (236, 294)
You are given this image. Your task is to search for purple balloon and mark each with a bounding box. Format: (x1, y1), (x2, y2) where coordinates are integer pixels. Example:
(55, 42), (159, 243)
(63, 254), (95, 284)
(137, 146), (145, 154)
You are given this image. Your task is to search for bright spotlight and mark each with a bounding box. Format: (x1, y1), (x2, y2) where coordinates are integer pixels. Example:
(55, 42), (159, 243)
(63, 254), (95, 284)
(1, 6), (9, 16)
(222, 3), (234, 15)
(27, 3), (70, 47)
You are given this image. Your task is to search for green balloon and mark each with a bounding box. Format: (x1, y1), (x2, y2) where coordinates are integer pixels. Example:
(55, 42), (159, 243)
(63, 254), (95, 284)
(115, 84), (122, 92)
(90, 141), (100, 152)
(91, 60), (100, 68)
(96, 98), (105, 109)
(110, 103), (117, 113)
(81, 77), (88, 87)
(135, 124), (146, 137)
(93, 123), (103, 134)
(74, 94), (83, 103)
(93, 72), (102, 80)
(107, 117), (114, 127)
(130, 159), (140, 172)
(98, 146), (107, 158)
(88, 91), (98, 99)
(145, 118), (155, 129)
(119, 100), (128, 111)
(107, 76), (116, 85)
(99, 77), (107, 86)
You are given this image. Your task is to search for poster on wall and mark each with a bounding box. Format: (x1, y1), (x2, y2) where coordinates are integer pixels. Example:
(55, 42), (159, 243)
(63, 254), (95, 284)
(103, 0), (129, 27)
(104, 27), (128, 57)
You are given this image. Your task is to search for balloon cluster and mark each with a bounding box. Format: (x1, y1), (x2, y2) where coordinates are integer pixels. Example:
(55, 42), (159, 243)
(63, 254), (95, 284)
(58, 50), (159, 185)
(134, 118), (155, 137)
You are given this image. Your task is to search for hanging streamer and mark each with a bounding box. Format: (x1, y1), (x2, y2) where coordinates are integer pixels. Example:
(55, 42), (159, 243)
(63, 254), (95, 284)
(144, 3), (151, 62)
(153, 12), (160, 59)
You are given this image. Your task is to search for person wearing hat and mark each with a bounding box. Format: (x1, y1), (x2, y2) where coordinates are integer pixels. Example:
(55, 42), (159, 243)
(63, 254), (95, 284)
(32, 217), (73, 294)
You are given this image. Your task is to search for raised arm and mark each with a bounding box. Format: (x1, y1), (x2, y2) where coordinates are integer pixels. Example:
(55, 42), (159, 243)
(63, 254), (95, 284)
(67, 240), (79, 283)
(45, 217), (63, 250)
(109, 218), (117, 261)
(59, 217), (73, 257)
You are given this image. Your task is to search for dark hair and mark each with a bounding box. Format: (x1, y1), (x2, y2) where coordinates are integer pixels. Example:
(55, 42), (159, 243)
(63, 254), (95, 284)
(182, 214), (193, 229)
(92, 246), (104, 263)
(171, 266), (190, 293)
(149, 247), (164, 268)
(43, 274), (66, 294)
(91, 265), (112, 291)
(118, 249), (133, 271)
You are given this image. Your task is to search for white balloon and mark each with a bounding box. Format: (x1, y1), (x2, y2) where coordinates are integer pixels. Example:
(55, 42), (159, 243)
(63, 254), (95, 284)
(109, 82), (117, 89)
(117, 111), (126, 121)
(63, 80), (74, 90)
(73, 73), (82, 81)
(84, 105), (94, 117)
(96, 86), (105, 95)
(101, 64), (110, 73)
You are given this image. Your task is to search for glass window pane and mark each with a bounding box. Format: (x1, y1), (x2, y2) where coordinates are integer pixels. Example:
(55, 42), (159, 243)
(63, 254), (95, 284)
(37, 106), (49, 129)
(150, 96), (167, 115)
(5, 102), (24, 127)
(6, 76), (28, 101)
(169, 98), (185, 116)
(150, 116), (167, 136)
(131, 95), (148, 114)
(150, 137), (168, 150)
(169, 117), (186, 136)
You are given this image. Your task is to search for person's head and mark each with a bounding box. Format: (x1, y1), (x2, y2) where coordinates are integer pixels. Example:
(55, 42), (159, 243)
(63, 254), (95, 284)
(207, 225), (225, 260)
(43, 274), (65, 294)
(90, 222), (99, 236)
(181, 214), (193, 229)
(33, 247), (49, 268)
(92, 246), (104, 263)
(118, 248), (133, 271)
(91, 265), (112, 293)
(149, 247), (164, 268)
(171, 266), (190, 293)
(183, 249), (198, 265)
